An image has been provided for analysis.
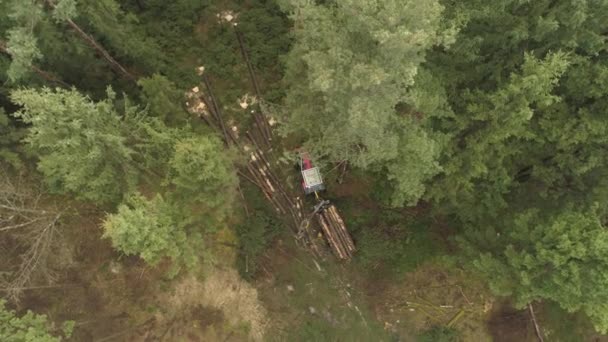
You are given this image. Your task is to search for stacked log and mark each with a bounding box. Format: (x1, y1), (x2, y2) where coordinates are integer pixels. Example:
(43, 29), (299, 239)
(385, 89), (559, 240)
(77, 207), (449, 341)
(316, 204), (356, 261)
(186, 72), (356, 261)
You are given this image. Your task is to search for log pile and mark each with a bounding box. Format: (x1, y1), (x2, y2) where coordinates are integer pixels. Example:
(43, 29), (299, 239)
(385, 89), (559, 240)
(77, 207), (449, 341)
(316, 204), (356, 260)
(186, 67), (355, 261)
(185, 81), (304, 232)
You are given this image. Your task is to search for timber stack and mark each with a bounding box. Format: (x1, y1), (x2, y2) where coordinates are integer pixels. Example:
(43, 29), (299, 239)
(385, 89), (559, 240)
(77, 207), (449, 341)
(316, 204), (356, 260)
(187, 14), (357, 261)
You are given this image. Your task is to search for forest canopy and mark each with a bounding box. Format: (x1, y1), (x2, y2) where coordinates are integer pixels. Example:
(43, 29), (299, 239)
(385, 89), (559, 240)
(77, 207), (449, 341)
(1, 0), (607, 339)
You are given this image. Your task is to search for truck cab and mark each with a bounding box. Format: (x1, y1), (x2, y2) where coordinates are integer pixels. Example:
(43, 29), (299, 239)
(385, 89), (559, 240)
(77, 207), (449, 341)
(298, 152), (325, 195)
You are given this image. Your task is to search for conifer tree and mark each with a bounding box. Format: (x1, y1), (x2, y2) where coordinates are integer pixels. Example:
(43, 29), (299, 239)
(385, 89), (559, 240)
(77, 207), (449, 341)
(0, 299), (73, 341)
(470, 208), (608, 333)
(279, 0), (455, 205)
(11, 87), (141, 203)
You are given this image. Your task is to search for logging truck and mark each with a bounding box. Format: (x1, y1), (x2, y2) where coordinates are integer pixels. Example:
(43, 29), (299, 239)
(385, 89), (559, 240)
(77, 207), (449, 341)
(298, 152), (356, 260)
(298, 152), (325, 196)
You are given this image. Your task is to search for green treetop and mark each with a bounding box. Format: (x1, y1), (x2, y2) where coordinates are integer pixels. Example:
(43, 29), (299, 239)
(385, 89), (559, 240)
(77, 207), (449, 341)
(102, 134), (236, 272)
(167, 135), (237, 221)
(10, 87), (176, 204)
(279, 0), (456, 205)
(0, 299), (73, 342)
(102, 193), (199, 272)
(471, 208), (608, 333)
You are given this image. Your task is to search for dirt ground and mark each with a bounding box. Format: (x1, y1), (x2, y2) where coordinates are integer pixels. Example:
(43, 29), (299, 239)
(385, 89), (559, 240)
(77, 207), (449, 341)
(11, 204), (264, 341)
(487, 304), (536, 342)
(9, 174), (607, 342)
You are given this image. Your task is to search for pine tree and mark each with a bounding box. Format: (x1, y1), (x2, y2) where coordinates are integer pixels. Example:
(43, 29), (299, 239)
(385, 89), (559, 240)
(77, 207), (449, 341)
(470, 208), (608, 333)
(0, 299), (73, 341)
(2, 0), (44, 82)
(102, 193), (199, 271)
(138, 74), (189, 124)
(11, 87), (140, 203)
(279, 0), (453, 205)
(414, 0), (608, 331)
(167, 135), (237, 222)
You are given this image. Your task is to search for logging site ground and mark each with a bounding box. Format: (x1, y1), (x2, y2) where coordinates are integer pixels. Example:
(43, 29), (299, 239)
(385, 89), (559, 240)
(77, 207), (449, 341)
(2, 1), (608, 342)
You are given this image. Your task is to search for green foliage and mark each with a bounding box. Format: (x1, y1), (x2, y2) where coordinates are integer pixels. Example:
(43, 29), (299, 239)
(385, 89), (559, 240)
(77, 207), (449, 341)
(541, 302), (598, 342)
(51, 0), (77, 22)
(385, 123), (442, 206)
(355, 213), (441, 275)
(138, 74), (189, 124)
(416, 326), (459, 342)
(101, 131), (237, 273)
(10, 87), (139, 204)
(469, 208), (608, 333)
(239, 3), (291, 70)
(0, 299), (73, 342)
(77, 0), (168, 74)
(167, 135), (237, 220)
(287, 317), (393, 342)
(235, 187), (281, 280)
(403, 1), (608, 334)
(428, 52), (571, 220)
(102, 192), (199, 272)
(0, 107), (24, 168)
(5, 27), (41, 82)
(280, 0), (449, 205)
(2, 0), (44, 82)
(10, 86), (186, 204)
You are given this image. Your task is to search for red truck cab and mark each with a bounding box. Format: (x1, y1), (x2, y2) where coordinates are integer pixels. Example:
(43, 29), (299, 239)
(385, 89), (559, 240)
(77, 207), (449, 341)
(298, 151), (325, 195)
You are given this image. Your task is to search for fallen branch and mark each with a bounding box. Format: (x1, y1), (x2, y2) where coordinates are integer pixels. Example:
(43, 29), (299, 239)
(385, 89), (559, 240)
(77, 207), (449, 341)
(45, 0), (136, 82)
(0, 40), (69, 87)
(528, 303), (544, 342)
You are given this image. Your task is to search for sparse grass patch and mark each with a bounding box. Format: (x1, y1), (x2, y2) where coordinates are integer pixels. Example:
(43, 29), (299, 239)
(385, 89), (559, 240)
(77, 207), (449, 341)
(258, 238), (392, 341)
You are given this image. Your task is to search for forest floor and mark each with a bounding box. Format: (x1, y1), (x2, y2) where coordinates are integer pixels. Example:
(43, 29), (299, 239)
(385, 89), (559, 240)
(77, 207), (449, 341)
(11, 151), (603, 341)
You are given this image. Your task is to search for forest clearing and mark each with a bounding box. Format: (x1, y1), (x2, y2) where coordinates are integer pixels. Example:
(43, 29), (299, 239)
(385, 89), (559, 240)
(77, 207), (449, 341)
(1, 0), (608, 341)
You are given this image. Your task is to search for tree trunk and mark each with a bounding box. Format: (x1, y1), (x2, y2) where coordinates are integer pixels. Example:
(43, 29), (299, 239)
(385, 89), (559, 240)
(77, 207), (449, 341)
(528, 303), (544, 342)
(44, 0), (136, 82)
(0, 40), (70, 87)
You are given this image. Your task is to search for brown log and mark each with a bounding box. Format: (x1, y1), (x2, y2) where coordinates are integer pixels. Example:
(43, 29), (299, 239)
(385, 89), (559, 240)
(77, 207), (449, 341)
(237, 170), (263, 191)
(46, 0), (136, 82)
(239, 167), (283, 215)
(197, 90), (240, 146)
(201, 74), (231, 146)
(246, 163), (286, 215)
(237, 184), (249, 217)
(337, 161), (349, 184)
(248, 142), (297, 222)
(246, 131), (295, 209)
(321, 211), (348, 259)
(528, 303), (544, 342)
(0, 40), (70, 87)
(234, 26), (262, 100)
(325, 208), (353, 258)
(317, 213), (346, 260)
(233, 26), (272, 145)
(65, 18), (136, 81)
(327, 205), (355, 253)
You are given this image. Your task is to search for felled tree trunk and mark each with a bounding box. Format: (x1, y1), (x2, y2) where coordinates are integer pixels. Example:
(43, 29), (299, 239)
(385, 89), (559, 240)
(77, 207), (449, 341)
(44, 0), (136, 82)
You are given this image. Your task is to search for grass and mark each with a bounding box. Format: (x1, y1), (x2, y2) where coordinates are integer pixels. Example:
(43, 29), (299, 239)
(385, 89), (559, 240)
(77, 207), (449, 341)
(539, 301), (600, 342)
(336, 196), (445, 277)
(257, 237), (394, 342)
